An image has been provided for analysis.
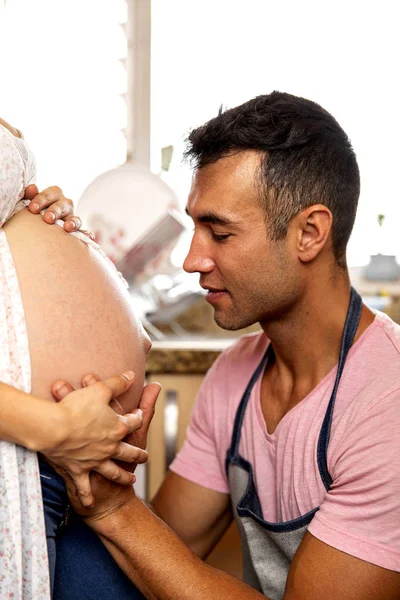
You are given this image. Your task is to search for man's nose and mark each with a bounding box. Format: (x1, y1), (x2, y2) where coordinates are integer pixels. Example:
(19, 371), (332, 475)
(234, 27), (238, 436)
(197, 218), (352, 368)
(183, 237), (214, 274)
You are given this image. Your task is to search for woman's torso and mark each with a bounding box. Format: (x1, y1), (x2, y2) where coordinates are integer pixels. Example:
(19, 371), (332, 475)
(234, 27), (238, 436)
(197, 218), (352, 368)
(3, 208), (150, 410)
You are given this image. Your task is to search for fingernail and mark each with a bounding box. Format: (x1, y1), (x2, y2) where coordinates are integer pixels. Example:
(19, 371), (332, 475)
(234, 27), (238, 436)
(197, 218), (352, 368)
(122, 370), (135, 381)
(134, 408), (143, 419)
(67, 220), (76, 230)
(48, 212), (56, 222)
(54, 384), (70, 397)
(31, 202), (40, 212)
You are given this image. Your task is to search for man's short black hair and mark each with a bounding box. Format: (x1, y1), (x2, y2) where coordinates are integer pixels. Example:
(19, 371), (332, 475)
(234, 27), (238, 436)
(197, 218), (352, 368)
(184, 91), (360, 267)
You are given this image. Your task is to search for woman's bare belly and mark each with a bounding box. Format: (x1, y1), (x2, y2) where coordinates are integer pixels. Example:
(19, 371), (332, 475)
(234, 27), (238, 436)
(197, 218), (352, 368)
(3, 209), (150, 411)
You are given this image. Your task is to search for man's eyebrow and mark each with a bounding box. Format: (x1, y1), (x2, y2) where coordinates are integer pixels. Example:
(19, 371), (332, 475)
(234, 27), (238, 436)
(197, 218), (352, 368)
(184, 206), (233, 226)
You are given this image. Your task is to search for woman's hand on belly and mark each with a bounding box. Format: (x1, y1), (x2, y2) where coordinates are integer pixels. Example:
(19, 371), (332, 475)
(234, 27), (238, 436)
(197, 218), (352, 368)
(40, 371), (148, 509)
(24, 184), (87, 233)
(52, 373), (161, 474)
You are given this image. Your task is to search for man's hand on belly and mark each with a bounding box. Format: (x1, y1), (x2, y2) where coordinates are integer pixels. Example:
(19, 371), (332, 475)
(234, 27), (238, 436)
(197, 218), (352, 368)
(39, 371), (149, 508)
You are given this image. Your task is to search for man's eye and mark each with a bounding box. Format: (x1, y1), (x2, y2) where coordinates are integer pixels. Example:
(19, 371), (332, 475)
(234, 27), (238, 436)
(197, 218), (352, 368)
(211, 232), (231, 242)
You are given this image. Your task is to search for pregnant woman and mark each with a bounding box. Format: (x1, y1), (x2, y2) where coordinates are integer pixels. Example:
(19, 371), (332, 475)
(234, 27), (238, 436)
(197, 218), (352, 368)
(0, 118), (156, 599)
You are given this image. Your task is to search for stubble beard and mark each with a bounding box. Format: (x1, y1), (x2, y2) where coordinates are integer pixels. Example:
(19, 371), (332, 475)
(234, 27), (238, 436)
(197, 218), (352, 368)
(212, 286), (280, 331)
(213, 303), (259, 331)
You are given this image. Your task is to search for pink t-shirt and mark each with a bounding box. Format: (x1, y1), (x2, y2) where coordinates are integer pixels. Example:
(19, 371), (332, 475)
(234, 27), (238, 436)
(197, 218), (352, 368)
(170, 311), (400, 572)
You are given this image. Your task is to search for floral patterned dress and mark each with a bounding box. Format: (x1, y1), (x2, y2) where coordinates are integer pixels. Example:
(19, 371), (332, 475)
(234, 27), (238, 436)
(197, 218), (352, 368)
(0, 124), (51, 598)
(0, 124), (128, 598)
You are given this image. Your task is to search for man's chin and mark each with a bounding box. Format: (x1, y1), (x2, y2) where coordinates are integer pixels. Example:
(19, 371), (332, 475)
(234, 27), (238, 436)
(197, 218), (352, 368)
(214, 311), (253, 332)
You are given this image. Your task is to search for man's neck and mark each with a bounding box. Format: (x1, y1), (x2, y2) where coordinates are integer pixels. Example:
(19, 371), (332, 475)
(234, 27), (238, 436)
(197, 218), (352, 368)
(260, 273), (375, 402)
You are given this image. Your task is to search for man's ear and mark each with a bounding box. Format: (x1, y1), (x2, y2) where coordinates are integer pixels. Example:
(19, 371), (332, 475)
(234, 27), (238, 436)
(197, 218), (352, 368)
(294, 204), (333, 263)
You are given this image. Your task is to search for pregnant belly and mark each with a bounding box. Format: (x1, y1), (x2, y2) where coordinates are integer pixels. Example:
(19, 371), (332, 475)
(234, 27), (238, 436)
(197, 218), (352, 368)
(3, 209), (151, 411)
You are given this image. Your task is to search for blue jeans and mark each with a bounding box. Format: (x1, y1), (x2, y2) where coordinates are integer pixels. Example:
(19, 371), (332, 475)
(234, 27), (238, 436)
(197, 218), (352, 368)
(39, 456), (145, 599)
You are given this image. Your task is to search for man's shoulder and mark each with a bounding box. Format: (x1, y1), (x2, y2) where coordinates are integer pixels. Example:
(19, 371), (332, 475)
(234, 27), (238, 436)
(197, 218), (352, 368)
(374, 310), (400, 353)
(345, 311), (400, 411)
(365, 311), (400, 380)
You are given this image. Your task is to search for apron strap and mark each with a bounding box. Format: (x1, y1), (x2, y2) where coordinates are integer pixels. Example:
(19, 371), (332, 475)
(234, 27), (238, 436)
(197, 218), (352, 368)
(226, 345), (271, 466)
(317, 287), (363, 490)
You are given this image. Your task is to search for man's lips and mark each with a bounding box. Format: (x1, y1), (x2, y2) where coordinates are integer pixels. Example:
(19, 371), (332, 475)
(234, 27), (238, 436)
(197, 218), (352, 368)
(201, 285), (229, 304)
(200, 282), (228, 293)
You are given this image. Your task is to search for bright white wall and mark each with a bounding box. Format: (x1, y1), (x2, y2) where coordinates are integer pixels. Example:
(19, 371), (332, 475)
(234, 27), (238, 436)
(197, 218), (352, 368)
(1, 0), (399, 266)
(0, 0), (127, 200)
(151, 0), (400, 266)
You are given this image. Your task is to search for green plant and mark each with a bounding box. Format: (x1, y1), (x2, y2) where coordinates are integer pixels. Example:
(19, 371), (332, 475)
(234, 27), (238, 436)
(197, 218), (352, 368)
(377, 214), (385, 227)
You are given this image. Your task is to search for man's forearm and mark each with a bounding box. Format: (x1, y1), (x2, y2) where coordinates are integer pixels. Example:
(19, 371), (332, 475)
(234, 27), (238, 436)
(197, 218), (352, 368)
(91, 495), (267, 600)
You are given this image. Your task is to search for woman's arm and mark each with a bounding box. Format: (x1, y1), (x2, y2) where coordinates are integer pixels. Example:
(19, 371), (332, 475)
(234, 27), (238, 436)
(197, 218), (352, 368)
(0, 373), (146, 507)
(0, 380), (63, 449)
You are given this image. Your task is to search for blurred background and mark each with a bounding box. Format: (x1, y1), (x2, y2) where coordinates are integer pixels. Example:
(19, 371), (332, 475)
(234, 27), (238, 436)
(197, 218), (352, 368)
(1, 0), (400, 335)
(1, 0), (399, 570)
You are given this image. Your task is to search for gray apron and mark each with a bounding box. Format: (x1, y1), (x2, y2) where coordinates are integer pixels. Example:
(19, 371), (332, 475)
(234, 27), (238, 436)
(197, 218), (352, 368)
(225, 288), (362, 600)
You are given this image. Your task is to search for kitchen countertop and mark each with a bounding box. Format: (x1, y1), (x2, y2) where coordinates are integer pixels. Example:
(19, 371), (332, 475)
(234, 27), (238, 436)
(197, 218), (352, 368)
(146, 337), (235, 374)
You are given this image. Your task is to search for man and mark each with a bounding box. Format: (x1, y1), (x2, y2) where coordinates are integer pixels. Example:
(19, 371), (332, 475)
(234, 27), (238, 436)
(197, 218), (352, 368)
(54, 91), (400, 599)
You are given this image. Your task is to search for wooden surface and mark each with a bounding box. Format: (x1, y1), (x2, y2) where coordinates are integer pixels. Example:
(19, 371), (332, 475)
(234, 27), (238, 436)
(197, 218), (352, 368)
(147, 370), (242, 578)
(147, 373), (204, 498)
